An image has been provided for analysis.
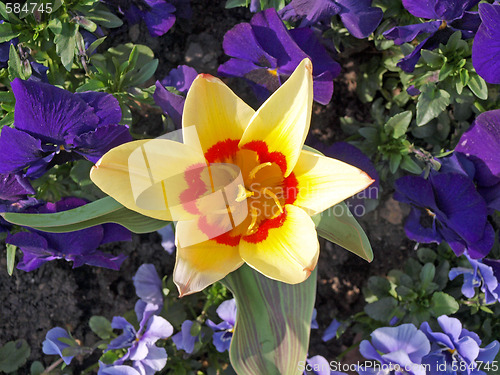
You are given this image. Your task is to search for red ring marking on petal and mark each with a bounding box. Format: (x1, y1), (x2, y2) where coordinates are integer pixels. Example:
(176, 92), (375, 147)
(204, 139), (240, 163)
(242, 140), (287, 175)
(283, 172), (298, 205)
(243, 210), (287, 244)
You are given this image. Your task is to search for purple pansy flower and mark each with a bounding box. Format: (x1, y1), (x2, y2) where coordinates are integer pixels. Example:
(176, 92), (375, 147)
(157, 224), (176, 254)
(420, 315), (500, 375)
(279, 0), (383, 39)
(472, 2), (500, 84)
(133, 264), (163, 306)
(172, 320), (199, 354)
(218, 8), (341, 105)
(6, 197), (131, 271)
(357, 324), (430, 375)
(384, 0), (481, 72)
(455, 110), (500, 212)
(42, 327), (77, 365)
(0, 173), (37, 233)
(394, 172), (494, 259)
(154, 65), (198, 129)
(98, 365), (141, 375)
(107, 301), (173, 374)
(0, 79), (132, 179)
(449, 255), (500, 304)
(206, 298), (236, 353)
(322, 318), (341, 342)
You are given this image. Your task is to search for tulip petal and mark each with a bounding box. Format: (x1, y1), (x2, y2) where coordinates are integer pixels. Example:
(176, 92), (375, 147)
(174, 221), (244, 297)
(240, 204), (319, 284)
(240, 58), (313, 177)
(293, 150), (374, 215)
(183, 74), (255, 154)
(90, 139), (204, 221)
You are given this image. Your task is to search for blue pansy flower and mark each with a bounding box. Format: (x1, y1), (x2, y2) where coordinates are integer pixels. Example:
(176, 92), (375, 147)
(218, 8), (341, 105)
(107, 301), (173, 374)
(42, 327), (77, 365)
(0, 79), (132, 178)
(303, 354), (347, 375)
(384, 0), (481, 72)
(206, 298), (236, 353)
(322, 318), (341, 342)
(172, 320), (199, 354)
(6, 197), (131, 271)
(449, 255), (500, 304)
(357, 324), (430, 375)
(157, 224), (176, 254)
(133, 263), (164, 307)
(472, 2), (500, 84)
(420, 315), (500, 375)
(279, 0), (383, 39)
(394, 171), (494, 259)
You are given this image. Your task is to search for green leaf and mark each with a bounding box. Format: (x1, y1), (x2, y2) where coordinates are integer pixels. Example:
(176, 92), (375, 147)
(430, 292), (459, 317)
(225, 0), (249, 8)
(222, 264), (316, 375)
(76, 79), (106, 92)
(364, 297), (397, 322)
(0, 22), (20, 43)
(2, 196), (169, 234)
(389, 153), (402, 174)
(126, 59), (159, 87)
(438, 60), (454, 81)
(0, 339), (30, 373)
(384, 111), (412, 138)
(0, 111), (15, 127)
(52, 22), (78, 71)
(86, 36), (106, 56)
(420, 49), (444, 69)
(30, 361), (45, 375)
(419, 263), (435, 290)
(89, 316), (113, 339)
(416, 86), (450, 126)
(467, 73), (488, 100)
(8, 43), (25, 80)
(314, 202), (373, 262)
(86, 8), (124, 28)
(6, 244), (16, 276)
(400, 156), (422, 174)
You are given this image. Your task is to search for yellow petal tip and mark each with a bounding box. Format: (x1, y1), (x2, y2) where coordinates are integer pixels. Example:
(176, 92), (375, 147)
(303, 58), (313, 73)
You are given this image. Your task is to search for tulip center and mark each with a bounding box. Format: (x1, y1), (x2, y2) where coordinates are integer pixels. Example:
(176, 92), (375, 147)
(204, 139), (298, 245)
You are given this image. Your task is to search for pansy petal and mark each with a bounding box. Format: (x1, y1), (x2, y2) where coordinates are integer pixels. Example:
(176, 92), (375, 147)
(0, 127), (45, 174)
(160, 65), (198, 94)
(174, 221), (244, 297)
(472, 3), (500, 84)
(216, 298), (237, 326)
(182, 74), (255, 154)
(434, 0), (479, 21)
(384, 21), (441, 45)
(240, 59), (313, 177)
(133, 264), (163, 305)
(402, 0), (438, 19)
(336, 0), (383, 39)
(75, 91), (122, 126)
(11, 78), (99, 142)
(90, 139), (204, 221)
(240, 204), (319, 284)
(72, 125), (133, 163)
(293, 150), (374, 215)
(153, 81), (185, 130)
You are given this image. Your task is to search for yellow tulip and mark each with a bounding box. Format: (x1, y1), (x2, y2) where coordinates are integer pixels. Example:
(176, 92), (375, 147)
(90, 59), (374, 296)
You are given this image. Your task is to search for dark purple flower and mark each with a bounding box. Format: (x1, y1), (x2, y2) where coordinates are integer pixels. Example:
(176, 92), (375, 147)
(472, 2), (500, 84)
(420, 315), (500, 375)
(122, 0), (176, 37)
(0, 79), (132, 178)
(206, 298), (236, 353)
(133, 264), (163, 306)
(449, 255), (500, 304)
(6, 197), (131, 271)
(0, 173), (37, 233)
(108, 301), (173, 373)
(42, 327), (77, 365)
(154, 66), (197, 130)
(322, 318), (340, 342)
(218, 8), (341, 105)
(279, 0), (383, 39)
(358, 324), (430, 375)
(160, 65), (197, 94)
(394, 173), (494, 259)
(172, 320), (198, 354)
(384, 0), (481, 72)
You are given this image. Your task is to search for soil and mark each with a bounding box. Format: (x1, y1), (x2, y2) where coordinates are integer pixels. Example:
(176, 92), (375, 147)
(0, 0), (415, 373)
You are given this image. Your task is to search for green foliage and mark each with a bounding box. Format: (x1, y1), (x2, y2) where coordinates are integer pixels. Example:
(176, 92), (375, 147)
(363, 248), (456, 326)
(0, 339), (31, 373)
(6, 243), (16, 276)
(89, 316), (113, 340)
